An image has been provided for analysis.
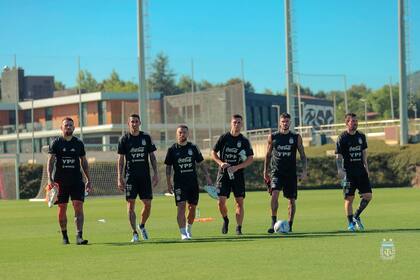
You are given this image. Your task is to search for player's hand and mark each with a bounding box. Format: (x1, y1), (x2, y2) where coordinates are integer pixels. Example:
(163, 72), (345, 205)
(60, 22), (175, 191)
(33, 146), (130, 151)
(167, 184), (173, 194)
(263, 171), (270, 183)
(337, 169), (346, 179)
(152, 173), (159, 188)
(117, 177), (125, 192)
(264, 177), (272, 196)
(220, 162), (230, 169)
(85, 181), (92, 194)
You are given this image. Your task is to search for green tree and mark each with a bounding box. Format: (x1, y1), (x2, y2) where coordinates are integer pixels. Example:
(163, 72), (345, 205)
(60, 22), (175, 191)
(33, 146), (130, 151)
(77, 70), (99, 92)
(148, 52), (178, 96)
(101, 70), (138, 92)
(54, 80), (66, 90)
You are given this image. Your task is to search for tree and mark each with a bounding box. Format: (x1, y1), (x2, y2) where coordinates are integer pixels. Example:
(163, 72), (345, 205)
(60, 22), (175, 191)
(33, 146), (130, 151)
(77, 70), (99, 92)
(54, 80), (66, 90)
(219, 77), (255, 94)
(101, 69), (138, 92)
(177, 75), (195, 93)
(148, 52), (178, 96)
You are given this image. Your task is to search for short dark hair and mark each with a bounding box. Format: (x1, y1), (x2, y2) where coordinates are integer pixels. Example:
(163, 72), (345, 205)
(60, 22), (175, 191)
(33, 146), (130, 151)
(129, 114), (141, 120)
(62, 117), (74, 123)
(280, 113), (291, 119)
(176, 124), (189, 131)
(344, 113), (357, 123)
(232, 114), (243, 120)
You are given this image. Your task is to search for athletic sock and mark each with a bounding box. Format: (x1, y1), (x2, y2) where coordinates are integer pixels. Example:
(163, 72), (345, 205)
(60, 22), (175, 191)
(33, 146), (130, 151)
(77, 231), (83, 238)
(61, 230), (68, 239)
(354, 199), (370, 219)
(223, 216), (229, 223)
(347, 215), (354, 224)
(139, 224), (145, 229)
(133, 230), (138, 235)
(271, 216), (277, 227)
(288, 221), (293, 232)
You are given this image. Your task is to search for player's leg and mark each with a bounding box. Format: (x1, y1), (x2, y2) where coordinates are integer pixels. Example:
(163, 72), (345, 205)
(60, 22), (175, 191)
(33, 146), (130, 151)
(127, 199), (139, 242)
(177, 201), (189, 240)
(58, 203), (69, 244)
(72, 200), (88, 245)
(353, 175), (372, 230)
(287, 199), (296, 232)
(344, 195), (356, 231)
(186, 187), (198, 239)
(267, 190), (280, 233)
(139, 199), (152, 240)
(218, 196), (229, 234)
(234, 196), (244, 235)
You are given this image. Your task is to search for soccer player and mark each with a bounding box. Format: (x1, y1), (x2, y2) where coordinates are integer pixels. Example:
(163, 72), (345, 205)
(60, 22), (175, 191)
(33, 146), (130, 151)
(336, 113), (372, 231)
(117, 114), (159, 242)
(211, 114), (254, 235)
(47, 117), (92, 245)
(263, 113), (307, 233)
(165, 125), (212, 240)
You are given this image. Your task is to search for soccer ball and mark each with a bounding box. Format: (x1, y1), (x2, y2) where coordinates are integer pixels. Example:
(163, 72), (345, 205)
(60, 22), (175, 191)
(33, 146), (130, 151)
(273, 220), (290, 233)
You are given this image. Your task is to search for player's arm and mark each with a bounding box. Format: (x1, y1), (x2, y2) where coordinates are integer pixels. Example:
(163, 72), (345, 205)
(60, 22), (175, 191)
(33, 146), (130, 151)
(150, 152), (159, 187)
(47, 154), (56, 185)
(117, 154), (125, 191)
(297, 134), (308, 180)
(263, 134), (273, 182)
(362, 149), (369, 175)
(165, 165), (173, 194)
(232, 154), (254, 171)
(80, 156), (92, 193)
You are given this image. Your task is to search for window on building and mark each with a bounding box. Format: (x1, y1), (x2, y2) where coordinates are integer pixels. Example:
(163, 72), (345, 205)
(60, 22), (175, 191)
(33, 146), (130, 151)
(98, 101), (107, 125)
(45, 107), (53, 129)
(82, 103), (88, 126)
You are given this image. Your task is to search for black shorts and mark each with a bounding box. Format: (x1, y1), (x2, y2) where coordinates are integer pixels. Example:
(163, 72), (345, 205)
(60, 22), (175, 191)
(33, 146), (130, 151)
(216, 171), (245, 199)
(174, 184), (199, 205)
(271, 175), (297, 199)
(343, 171), (372, 198)
(56, 181), (85, 203)
(125, 176), (153, 200)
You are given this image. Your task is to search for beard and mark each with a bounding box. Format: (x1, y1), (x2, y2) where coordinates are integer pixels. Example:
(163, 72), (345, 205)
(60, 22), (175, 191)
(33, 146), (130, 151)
(64, 130), (73, 136)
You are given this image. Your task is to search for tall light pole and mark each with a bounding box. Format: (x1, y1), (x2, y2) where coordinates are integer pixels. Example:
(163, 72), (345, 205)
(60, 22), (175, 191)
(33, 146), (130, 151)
(30, 98), (34, 165)
(361, 98), (368, 131)
(284, 0), (295, 129)
(240, 58), (247, 131)
(137, 0), (148, 131)
(77, 56), (83, 140)
(398, 0), (409, 145)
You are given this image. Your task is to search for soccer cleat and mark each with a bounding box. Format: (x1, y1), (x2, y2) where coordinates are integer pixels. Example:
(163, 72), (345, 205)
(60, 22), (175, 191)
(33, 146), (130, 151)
(76, 236), (88, 245)
(347, 222), (356, 232)
(62, 238), (70, 245)
(222, 220), (229, 234)
(138, 225), (149, 240)
(267, 227), (275, 234)
(353, 217), (365, 231)
(181, 233), (190, 240)
(131, 233), (139, 243)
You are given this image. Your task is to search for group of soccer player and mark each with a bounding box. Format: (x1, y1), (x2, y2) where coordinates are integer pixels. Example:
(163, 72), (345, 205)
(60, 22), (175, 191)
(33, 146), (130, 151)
(47, 111), (372, 244)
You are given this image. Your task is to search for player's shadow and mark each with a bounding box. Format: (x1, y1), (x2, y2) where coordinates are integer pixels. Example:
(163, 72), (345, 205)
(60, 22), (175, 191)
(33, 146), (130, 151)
(97, 227), (420, 246)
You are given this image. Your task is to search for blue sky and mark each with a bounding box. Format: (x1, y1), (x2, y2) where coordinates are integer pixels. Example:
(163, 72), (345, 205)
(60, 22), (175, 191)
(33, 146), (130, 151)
(0, 0), (419, 93)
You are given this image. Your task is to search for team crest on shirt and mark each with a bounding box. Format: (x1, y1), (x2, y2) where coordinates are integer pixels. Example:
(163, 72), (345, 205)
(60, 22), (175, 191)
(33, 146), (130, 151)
(142, 139), (146, 146)
(188, 148), (193, 156)
(289, 137), (294, 144)
(358, 137), (362, 144)
(237, 141), (242, 148)
(70, 148), (75, 152)
(62, 148), (66, 152)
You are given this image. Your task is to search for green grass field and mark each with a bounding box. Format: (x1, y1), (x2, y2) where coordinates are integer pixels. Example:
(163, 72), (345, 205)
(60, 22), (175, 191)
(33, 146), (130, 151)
(1, 188), (419, 280)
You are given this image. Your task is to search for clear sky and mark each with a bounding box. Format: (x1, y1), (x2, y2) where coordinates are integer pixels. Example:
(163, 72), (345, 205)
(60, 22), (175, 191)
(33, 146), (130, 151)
(0, 0), (419, 93)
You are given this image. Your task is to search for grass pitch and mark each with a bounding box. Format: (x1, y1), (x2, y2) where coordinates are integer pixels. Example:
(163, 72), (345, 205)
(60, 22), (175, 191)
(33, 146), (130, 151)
(0, 188), (419, 280)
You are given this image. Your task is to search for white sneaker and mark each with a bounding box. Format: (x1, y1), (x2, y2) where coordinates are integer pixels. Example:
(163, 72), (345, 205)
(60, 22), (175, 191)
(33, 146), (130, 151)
(138, 225), (149, 240)
(131, 233), (139, 243)
(181, 233), (190, 240)
(180, 228), (190, 240)
(186, 224), (192, 239)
